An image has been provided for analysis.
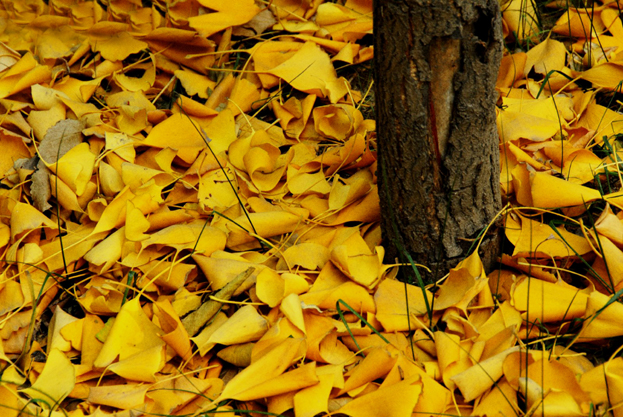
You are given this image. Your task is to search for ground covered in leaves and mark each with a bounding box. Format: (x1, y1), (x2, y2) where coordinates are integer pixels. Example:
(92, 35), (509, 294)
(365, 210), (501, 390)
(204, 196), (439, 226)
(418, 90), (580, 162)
(1, 0), (623, 416)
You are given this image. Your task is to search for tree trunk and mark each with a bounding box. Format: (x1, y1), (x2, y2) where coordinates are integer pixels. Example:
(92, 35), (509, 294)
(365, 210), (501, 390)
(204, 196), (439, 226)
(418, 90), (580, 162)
(374, 0), (503, 282)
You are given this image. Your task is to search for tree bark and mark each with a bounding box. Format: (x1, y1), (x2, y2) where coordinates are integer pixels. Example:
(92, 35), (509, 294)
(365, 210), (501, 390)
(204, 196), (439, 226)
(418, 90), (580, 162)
(374, 0), (503, 282)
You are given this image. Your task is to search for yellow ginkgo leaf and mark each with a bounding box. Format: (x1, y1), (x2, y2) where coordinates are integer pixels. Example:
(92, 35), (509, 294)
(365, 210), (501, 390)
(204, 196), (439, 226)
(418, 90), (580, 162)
(105, 132), (135, 162)
(433, 251), (489, 312)
(80, 314), (105, 370)
(90, 31), (148, 61)
(252, 316), (305, 364)
(287, 168), (332, 196)
(374, 278), (432, 332)
(141, 221), (226, 255)
(256, 270), (309, 308)
(503, 0), (540, 41)
(577, 102), (623, 140)
(87, 383), (150, 410)
(252, 41), (304, 88)
(114, 61), (156, 93)
(282, 243), (330, 271)
(552, 7), (604, 38)
(0, 380), (19, 416)
(99, 162), (125, 197)
(207, 305), (268, 347)
(192, 312), (229, 356)
(315, 2), (372, 42)
(268, 41), (348, 103)
(280, 293), (306, 334)
(49, 174), (87, 213)
(0, 53), (51, 99)
(581, 62), (623, 90)
(313, 104), (363, 141)
(595, 204), (623, 246)
(293, 373), (334, 417)
(472, 379), (519, 417)
(47, 305), (79, 352)
(542, 144), (603, 184)
(244, 143), (293, 192)
(226, 77), (261, 116)
(435, 331), (461, 380)
(519, 376), (585, 416)
(93, 298), (165, 369)
(524, 37), (566, 76)
(79, 279), (123, 316)
(330, 232), (383, 288)
(513, 277), (589, 323)
(333, 186), (381, 225)
(510, 215), (592, 258)
(125, 200), (150, 242)
(328, 170), (373, 212)
(120, 162), (173, 191)
(580, 291), (623, 339)
(229, 362), (319, 402)
(224, 211), (304, 249)
(192, 255), (259, 294)
(153, 299), (192, 361)
(189, 0), (260, 38)
(0, 278), (24, 315)
(273, 94), (316, 139)
(142, 113), (208, 160)
(108, 344), (165, 382)
(10, 202), (58, 239)
(497, 95), (572, 142)
(0, 135), (30, 178)
(84, 227), (125, 274)
(497, 52), (527, 88)
(604, 359), (623, 415)
(451, 347), (520, 402)
(335, 375), (422, 417)
(321, 134), (369, 175)
(339, 348), (397, 395)
(40, 224), (105, 272)
(20, 349), (75, 410)
(175, 68), (216, 99)
(301, 261), (375, 313)
(217, 342), (254, 368)
(216, 337), (307, 401)
(148, 375), (216, 415)
(138, 260), (196, 291)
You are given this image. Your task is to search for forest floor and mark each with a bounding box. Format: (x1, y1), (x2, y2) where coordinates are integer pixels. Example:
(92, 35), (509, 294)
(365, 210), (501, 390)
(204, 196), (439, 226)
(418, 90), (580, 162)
(1, 0), (623, 416)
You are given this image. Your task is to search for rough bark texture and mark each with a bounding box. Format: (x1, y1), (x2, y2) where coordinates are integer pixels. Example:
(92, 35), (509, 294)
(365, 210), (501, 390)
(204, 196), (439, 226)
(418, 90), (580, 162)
(374, 0), (503, 281)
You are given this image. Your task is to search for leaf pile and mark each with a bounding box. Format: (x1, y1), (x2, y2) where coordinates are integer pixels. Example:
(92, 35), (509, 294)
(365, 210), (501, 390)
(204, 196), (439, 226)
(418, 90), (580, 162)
(1, 0), (623, 416)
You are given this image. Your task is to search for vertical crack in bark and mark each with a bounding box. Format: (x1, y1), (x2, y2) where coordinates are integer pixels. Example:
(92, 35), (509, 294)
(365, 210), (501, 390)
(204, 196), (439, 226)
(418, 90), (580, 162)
(429, 37), (461, 160)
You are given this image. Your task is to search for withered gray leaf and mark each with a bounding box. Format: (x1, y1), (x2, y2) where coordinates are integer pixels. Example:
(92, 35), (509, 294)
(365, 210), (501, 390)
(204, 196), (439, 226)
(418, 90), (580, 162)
(31, 165), (52, 212)
(31, 119), (85, 212)
(232, 8), (277, 37)
(38, 119), (84, 164)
